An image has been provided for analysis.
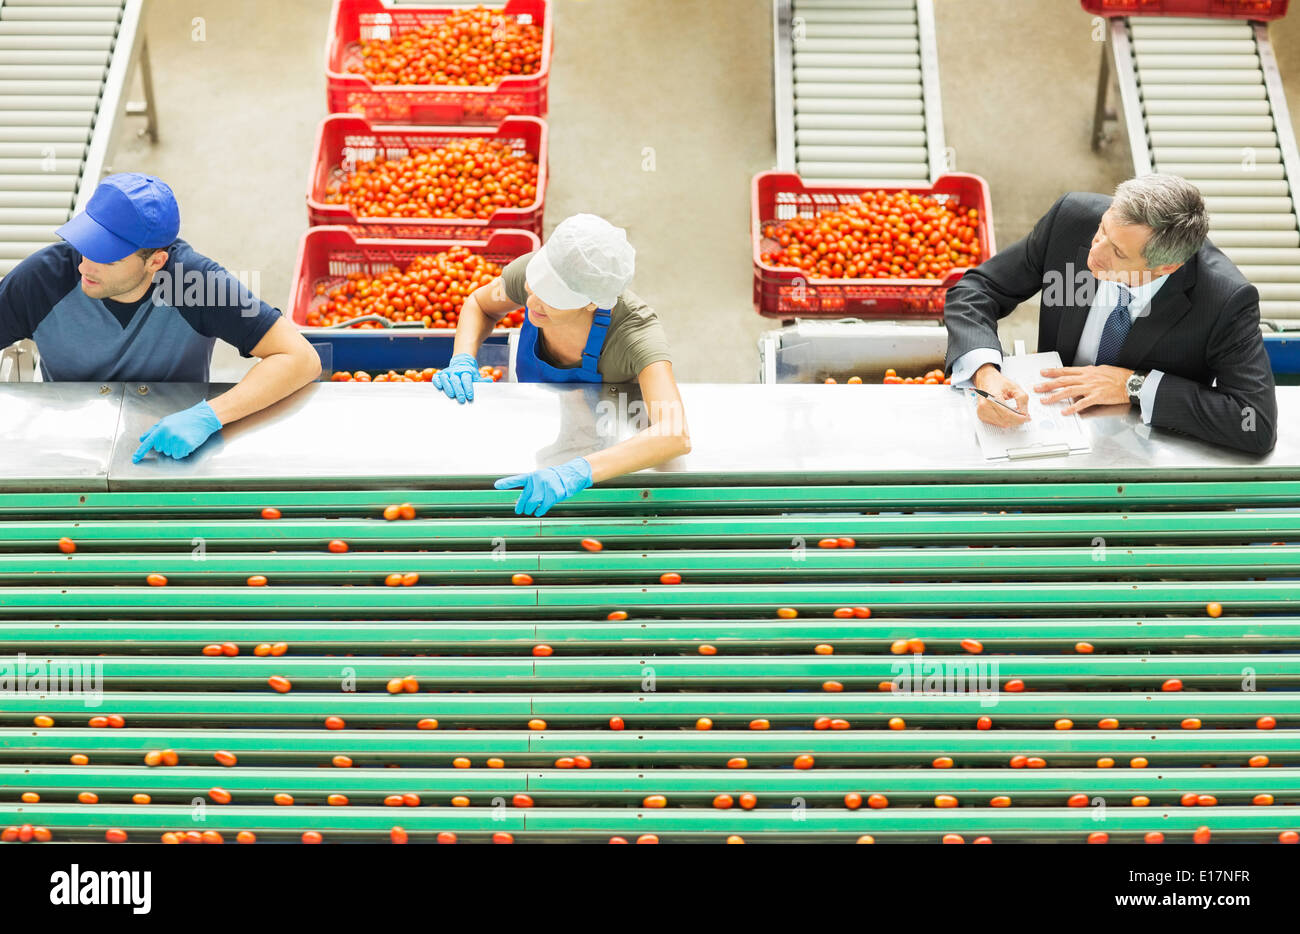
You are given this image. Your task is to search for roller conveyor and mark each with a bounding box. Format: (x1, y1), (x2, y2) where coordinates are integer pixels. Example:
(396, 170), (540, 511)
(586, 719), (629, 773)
(774, 0), (946, 184)
(2, 383), (1300, 844)
(1093, 14), (1300, 321)
(0, 0), (154, 280)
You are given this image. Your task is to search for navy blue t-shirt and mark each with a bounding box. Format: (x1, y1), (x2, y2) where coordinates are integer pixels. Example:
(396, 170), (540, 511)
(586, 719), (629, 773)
(0, 240), (281, 382)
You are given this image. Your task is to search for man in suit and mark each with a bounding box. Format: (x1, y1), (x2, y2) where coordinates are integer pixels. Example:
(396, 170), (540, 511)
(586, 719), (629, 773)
(943, 173), (1276, 454)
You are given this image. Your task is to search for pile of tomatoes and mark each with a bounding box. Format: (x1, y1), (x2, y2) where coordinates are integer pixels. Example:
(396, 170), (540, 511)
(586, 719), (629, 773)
(323, 137), (539, 220)
(760, 190), (982, 280)
(306, 249), (524, 330)
(822, 368), (951, 385)
(331, 365), (504, 383)
(348, 6), (544, 87)
(882, 367), (950, 385)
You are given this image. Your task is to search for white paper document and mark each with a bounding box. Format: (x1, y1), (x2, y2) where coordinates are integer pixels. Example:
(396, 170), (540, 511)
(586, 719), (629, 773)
(971, 352), (1092, 460)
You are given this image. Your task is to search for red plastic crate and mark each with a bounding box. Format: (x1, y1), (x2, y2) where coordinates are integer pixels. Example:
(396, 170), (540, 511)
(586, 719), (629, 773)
(1080, 0), (1288, 18)
(325, 0), (553, 124)
(307, 114), (547, 239)
(289, 226), (539, 331)
(751, 172), (996, 320)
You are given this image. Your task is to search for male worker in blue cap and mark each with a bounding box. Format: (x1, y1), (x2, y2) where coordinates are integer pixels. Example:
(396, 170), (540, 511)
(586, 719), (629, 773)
(0, 173), (321, 462)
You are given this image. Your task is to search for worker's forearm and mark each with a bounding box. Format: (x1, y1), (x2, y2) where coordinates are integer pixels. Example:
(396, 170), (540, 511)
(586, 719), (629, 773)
(585, 424), (691, 483)
(207, 352), (320, 425)
(452, 295), (501, 359)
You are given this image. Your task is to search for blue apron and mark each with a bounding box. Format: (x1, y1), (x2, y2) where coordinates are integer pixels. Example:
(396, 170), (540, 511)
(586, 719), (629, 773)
(513, 308), (611, 383)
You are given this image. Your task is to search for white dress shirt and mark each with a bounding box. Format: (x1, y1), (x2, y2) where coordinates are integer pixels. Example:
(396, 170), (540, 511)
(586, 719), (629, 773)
(950, 273), (1171, 423)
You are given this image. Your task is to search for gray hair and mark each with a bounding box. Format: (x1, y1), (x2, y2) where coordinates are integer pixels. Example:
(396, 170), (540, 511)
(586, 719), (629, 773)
(1112, 174), (1209, 268)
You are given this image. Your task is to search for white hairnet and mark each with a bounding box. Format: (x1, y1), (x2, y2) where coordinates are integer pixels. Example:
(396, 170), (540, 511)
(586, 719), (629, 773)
(526, 214), (635, 310)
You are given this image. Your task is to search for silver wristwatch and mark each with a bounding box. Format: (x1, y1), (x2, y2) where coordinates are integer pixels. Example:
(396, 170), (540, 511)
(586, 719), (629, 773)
(1125, 371), (1146, 406)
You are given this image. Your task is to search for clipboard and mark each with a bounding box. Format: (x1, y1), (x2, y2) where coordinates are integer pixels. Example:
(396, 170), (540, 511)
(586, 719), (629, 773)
(971, 349), (1091, 460)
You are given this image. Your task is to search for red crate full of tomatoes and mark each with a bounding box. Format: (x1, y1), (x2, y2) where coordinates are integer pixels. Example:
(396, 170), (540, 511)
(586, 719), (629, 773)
(1079, 0), (1288, 18)
(289, 226), (537, 333)
(308, 114), (546, 239)
(326, 0), (553, 124)
(752, 171), (996, 319)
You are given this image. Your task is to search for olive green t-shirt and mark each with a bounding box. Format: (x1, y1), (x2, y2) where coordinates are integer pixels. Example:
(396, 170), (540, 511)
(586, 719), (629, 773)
(501, 252), (672, 383)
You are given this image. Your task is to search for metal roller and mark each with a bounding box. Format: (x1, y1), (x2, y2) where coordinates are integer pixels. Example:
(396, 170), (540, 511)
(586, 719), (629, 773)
(4, 0), (124, 5)
(0, 50), (111, 65)
(0, 226), (58, 241)
(1135, 53), (1260, 70)
(0, 127), (89, 143)
(1150, 131), (1278, 148)
(0, 34), (115, 48)
(794, 162), (928, 180)
(1157, 162), (1284, 179)
(1237, 264), (1300, 282)
(792, 67), (922, 84)
(1129, 23), (1252, 39)
(1131, 39), (1256, 54)
(795, 113), (925, 130)
(1255, 282), (1300, 301)
(0, 208), (74, 224)
(1189, 179), (1290, 197)
(0, 142), (85, 158)
(795, 97), (922, 113)
(797, 29), (917, 43)
(1218, 247), (1300, 265)
(1153, 147), (1280, 163)
(0, 95), (101, 111)
(796, 144), (928, 162)
(0, 110), (95, 127)
(0, 66), (108, 80)
(1207, 212), (1299, 230)
(0, 240), (57, 259)
(799, 20), (916, 33)
(796, 82), (922, 99)
(1136, 68), (1261, 84)
(0, 79), (104, 95)
(795, 129), (927, 146)
(793, 53), (920, 69)
(1141, 84), (1266, 100)
(0, 173), (79, 193)
(0, 21), (118, 36)
(792, 38), (918, 53)
(1261, 301), (1300, 316)
(794, 0), (915, 9)
(0, 190), (76, 210)
(1202, 196), (1292, 214)
(0, 7), (123, 22)
(1146, 115), (1275, 131)
(1145, 100), (1270, 115)
(1209, 229), (1299, 247)
(0, 158), (80, 175)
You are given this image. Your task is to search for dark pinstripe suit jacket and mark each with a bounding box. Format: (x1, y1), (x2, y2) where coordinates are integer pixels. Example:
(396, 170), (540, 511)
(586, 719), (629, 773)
(943, 192), (1277, 454)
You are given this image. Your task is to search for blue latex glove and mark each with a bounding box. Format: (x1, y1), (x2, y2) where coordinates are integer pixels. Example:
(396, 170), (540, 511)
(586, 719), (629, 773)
(431, 352), (492, 404)
(495, 457), (594, 517)
(132, 400), (222, 463)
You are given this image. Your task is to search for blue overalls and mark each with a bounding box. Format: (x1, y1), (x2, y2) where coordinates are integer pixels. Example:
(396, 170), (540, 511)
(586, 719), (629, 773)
(512, 308), (611, 382)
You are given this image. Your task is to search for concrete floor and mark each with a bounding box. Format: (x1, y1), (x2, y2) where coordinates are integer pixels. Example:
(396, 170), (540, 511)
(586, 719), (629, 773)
(112, 0), (1300, 382)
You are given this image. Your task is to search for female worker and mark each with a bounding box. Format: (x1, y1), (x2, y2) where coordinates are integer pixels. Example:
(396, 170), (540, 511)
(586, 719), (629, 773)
(433, 214), (690, 516)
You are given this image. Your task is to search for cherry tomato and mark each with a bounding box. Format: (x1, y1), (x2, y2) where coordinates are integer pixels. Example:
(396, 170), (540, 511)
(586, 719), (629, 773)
(1206, 602), (1223, 617)
(960, 638), (983, 654)
(146, 573), (167, 587)
(698, 644), (717, 656)
(1162, 678), (1183, 691)
(302, 831), (323, 844)
(659, 572), (682, 585)
(214, 750), (237, 766)
(418, 718), (439, 729)
(209, 787), (232, 804)
(328, 539), (349, 553)
(607, 611), (629, 620)
(727, 758), (748, 769)
(776, 607), (798, 619)
(867, 794), (888, 809)
(274, 793), (294, 806)
(268, 675), (292, 693)
(580, 538), (603, 552)
(105, 829), (128, 843)
(533, 644), (553, 657)
(609, 716), (625, 730)
(793, 754), (815, 769)
(333, 755), (353, 768)
(325, 716), (345, 730)
(261, 507), (281, 520)
(512, 573), (533, 586)
(57, 537), (76, 554)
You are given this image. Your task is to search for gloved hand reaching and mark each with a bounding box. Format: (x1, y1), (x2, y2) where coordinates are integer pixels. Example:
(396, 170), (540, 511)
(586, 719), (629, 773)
(494, 457), (594, 517)
(432, 352), (493, 404)
(132, 399), (223, 463)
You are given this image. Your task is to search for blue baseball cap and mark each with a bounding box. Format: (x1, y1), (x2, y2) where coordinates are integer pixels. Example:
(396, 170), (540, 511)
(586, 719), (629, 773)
(57, 173), (180, 263)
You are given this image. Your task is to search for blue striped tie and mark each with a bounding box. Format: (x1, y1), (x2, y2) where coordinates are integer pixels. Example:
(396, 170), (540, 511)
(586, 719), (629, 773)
(1095, 284), (1133, 367)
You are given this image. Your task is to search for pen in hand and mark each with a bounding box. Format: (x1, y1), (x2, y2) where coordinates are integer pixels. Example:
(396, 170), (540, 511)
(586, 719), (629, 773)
(960, 385), (1030, 419)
